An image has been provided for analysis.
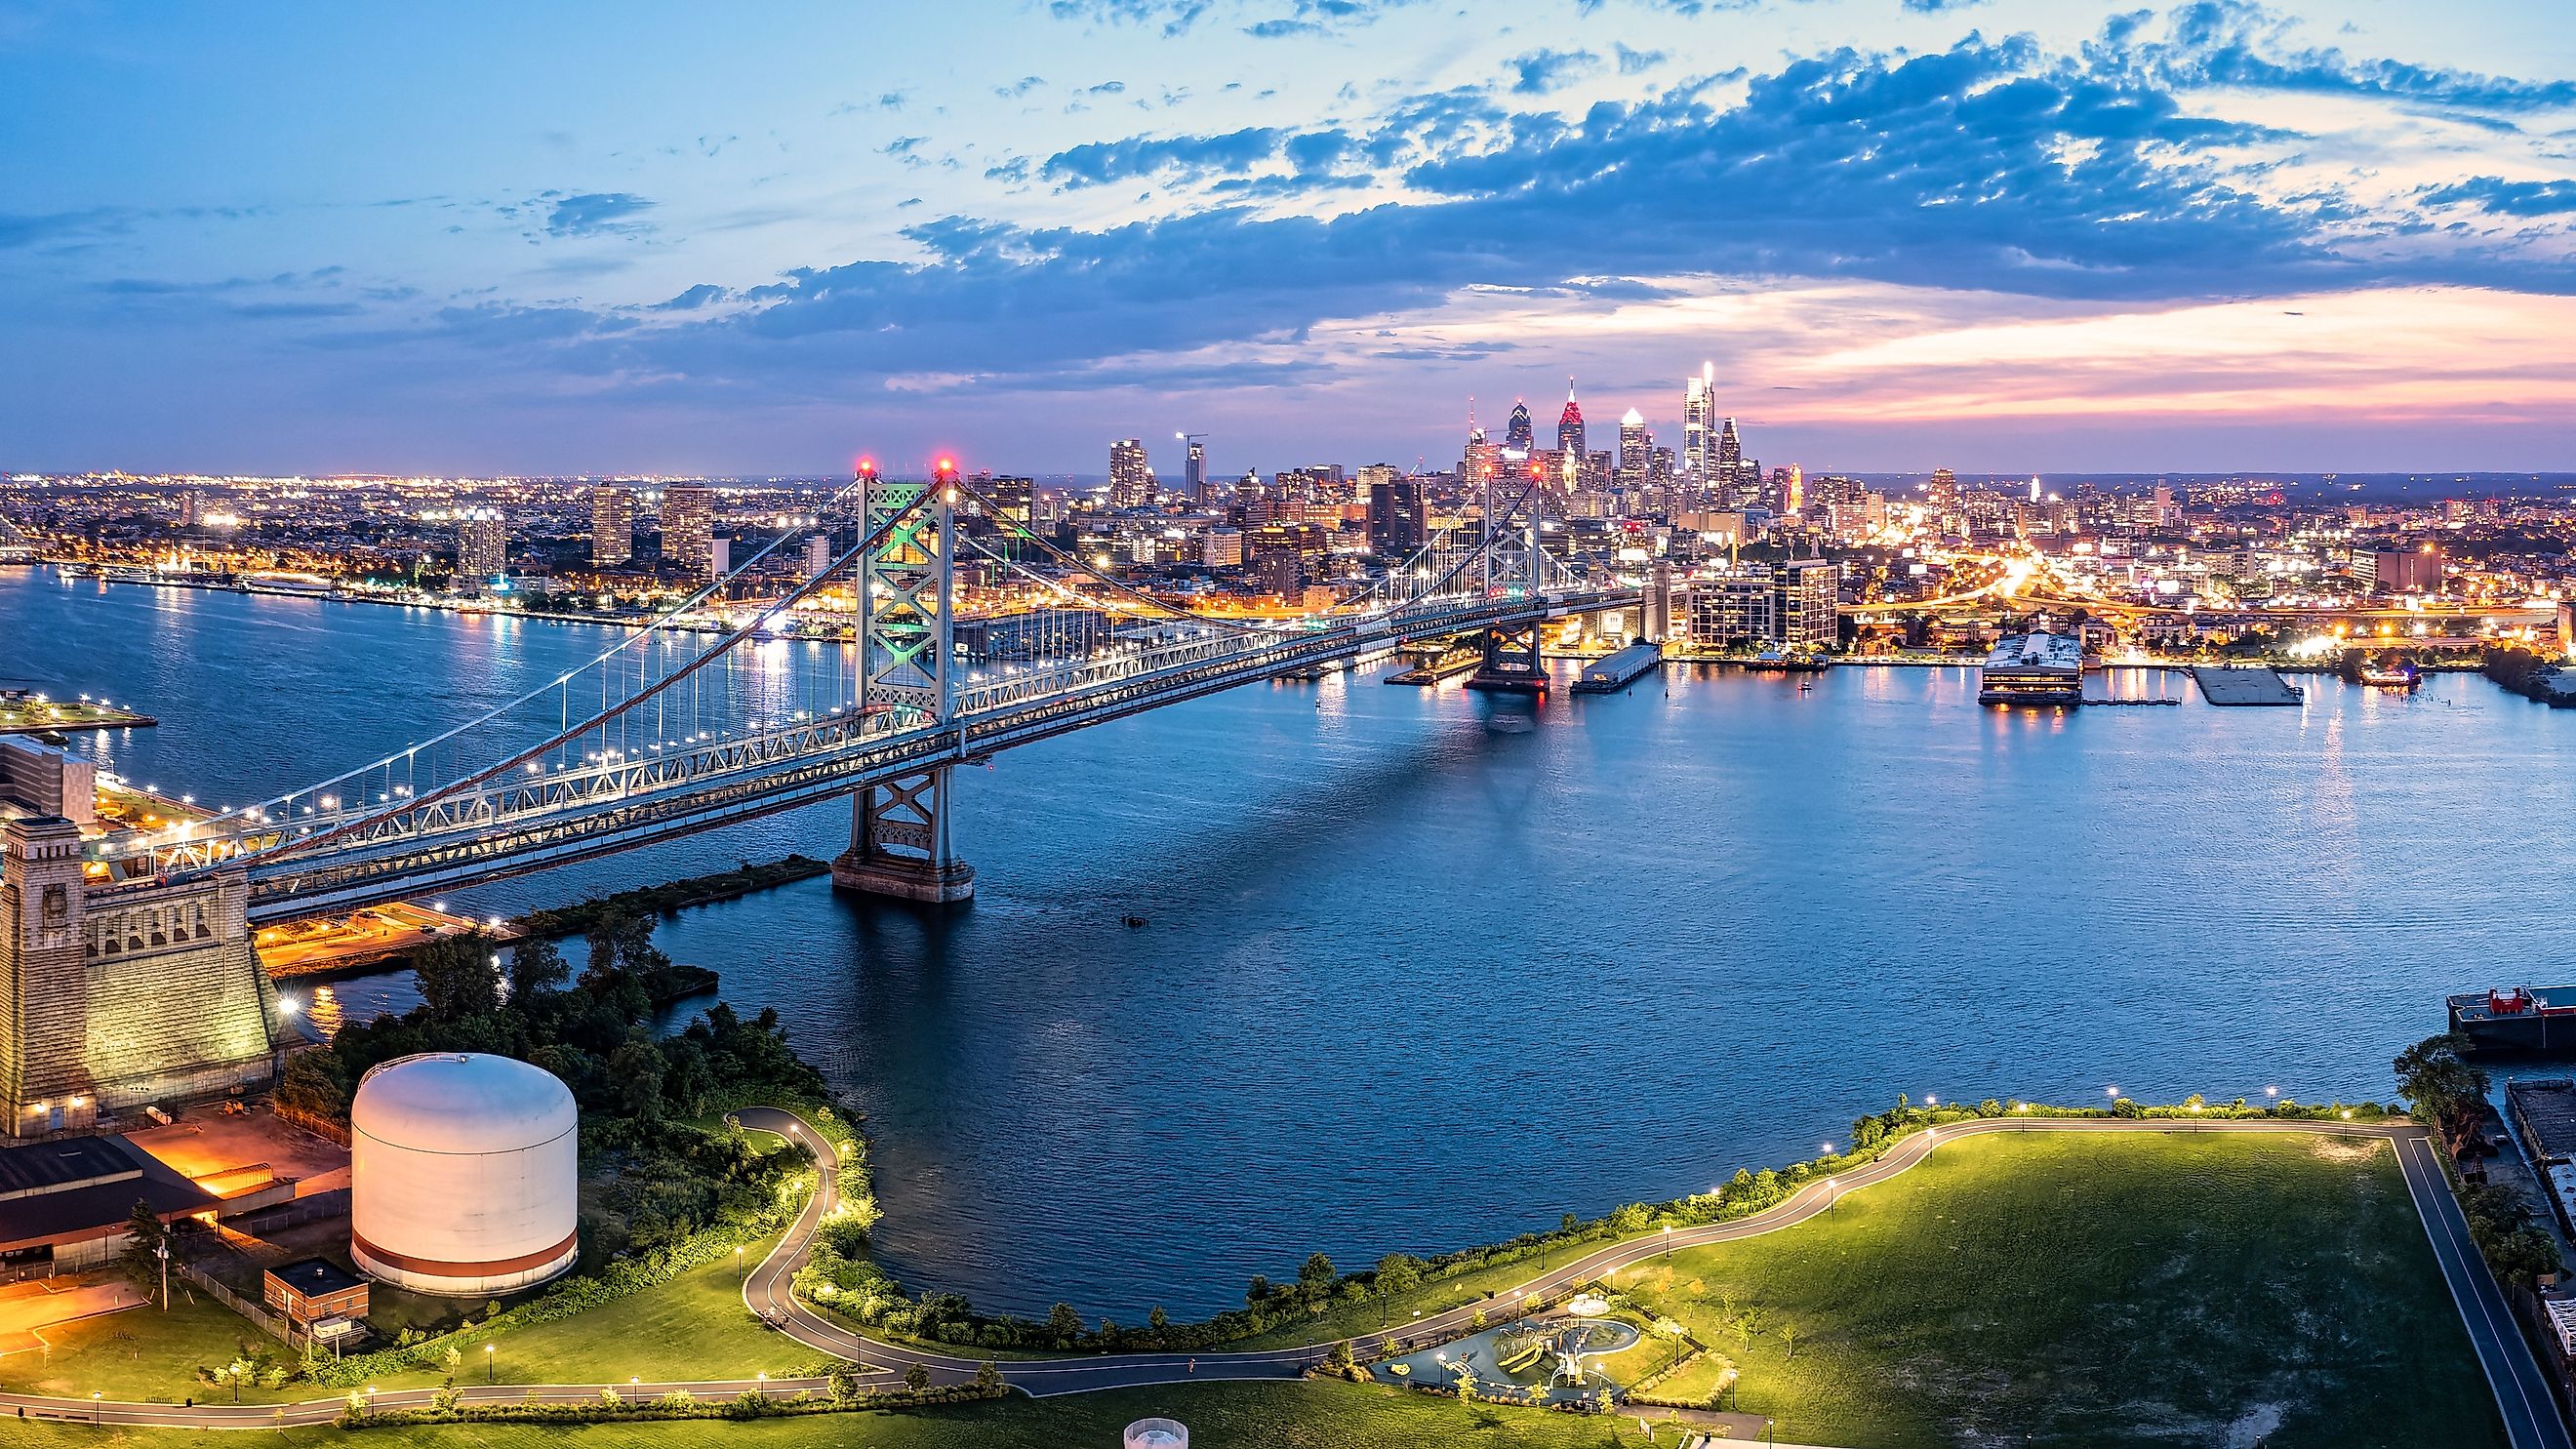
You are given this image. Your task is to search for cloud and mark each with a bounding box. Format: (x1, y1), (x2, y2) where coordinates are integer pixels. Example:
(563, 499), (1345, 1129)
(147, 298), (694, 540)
(1614, 43), (1666, 75)
(1040, 126), (1288, 187)
(2420, 177), (2576, 218)
(1047, 0), (1418, 38)
(1902, 0), (1986, 11)
(542, 192), (655, 238)
(2119, 1), (2576, 113)
(1509, 49), (1600, 95)
(993, 75), (1044, 100)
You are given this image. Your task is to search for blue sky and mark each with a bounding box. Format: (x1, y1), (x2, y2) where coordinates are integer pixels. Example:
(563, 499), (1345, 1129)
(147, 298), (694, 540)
(4, 0), (2573, 477)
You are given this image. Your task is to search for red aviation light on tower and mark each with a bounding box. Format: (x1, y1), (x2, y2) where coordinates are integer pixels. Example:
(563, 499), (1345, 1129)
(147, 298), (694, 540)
(936, 456), (957, 475)
(854, 457), (879, 479)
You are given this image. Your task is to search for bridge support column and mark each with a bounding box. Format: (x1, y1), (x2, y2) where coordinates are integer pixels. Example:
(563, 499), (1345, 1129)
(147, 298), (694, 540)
(834, 459), (974, 904)
(831, 767), (975, 904)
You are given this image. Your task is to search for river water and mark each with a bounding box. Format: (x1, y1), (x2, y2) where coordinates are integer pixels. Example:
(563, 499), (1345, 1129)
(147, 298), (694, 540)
(2, 566), (2559, 1318)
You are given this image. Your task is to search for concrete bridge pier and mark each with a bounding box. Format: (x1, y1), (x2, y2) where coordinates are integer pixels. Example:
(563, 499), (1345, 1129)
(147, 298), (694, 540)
(830, 767), (976, 905)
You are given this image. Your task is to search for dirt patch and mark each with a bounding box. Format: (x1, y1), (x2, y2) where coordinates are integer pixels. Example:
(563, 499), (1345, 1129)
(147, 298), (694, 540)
(2308, 1136), (2385, 1164)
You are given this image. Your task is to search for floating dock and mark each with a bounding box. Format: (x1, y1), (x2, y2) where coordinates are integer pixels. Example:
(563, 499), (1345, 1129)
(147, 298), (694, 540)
(2190, 666), (2305, 706)
(1572, 641), (1663, 694)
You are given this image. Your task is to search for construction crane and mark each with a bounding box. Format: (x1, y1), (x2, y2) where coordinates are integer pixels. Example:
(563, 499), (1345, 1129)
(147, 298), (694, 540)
(1173, 431), (1211, 503)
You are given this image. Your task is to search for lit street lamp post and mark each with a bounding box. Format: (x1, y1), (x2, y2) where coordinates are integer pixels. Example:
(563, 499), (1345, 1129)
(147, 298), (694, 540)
(91, 1392), (101, 1426)
(485, 1344), (495, 1384)
(1662, 1224), (1671, 1260)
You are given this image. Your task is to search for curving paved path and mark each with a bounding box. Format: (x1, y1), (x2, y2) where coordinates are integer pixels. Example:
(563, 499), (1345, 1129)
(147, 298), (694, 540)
(1, 1111), (2562, 1447)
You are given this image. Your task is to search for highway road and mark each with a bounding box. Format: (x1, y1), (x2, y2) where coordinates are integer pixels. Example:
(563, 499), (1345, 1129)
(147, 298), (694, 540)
(0, 1110), (2559, 1443)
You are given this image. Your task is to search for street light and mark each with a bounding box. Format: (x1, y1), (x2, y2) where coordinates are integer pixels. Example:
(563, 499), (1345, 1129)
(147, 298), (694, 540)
(91, 1391), (101, 1426)
(737, 1245), (745, 1283)
(1662, 1224), (1671, 1260)
(485, 1343), (495, 1384)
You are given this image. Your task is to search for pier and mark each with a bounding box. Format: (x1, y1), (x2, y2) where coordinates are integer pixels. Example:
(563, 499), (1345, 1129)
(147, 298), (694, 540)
(0, 688), (156, 737)
(1572, 640), (1663, 694)
(2190, 666), (2306, 706)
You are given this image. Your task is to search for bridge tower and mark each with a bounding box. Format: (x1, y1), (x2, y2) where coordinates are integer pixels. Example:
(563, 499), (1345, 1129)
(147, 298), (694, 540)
(1465, 506), (1550, 693)
(831, 461), (977, 904)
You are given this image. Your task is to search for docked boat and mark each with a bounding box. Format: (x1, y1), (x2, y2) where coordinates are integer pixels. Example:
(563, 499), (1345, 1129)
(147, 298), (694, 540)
(2448, 986), (2576, 1055)
(1572, 639), (1664, 693)
(1978, 632), (2085, 707)
(2356, 660), (2421, 691)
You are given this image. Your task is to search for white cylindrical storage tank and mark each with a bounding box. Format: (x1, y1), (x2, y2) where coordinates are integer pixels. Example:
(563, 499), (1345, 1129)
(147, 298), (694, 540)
(1123, 1419), (1187, 1449)
(350, 1052), (579, 1297)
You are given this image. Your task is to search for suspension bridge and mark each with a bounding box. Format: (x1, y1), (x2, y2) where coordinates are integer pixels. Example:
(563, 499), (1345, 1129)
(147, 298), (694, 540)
(83, 463), (1638, 919)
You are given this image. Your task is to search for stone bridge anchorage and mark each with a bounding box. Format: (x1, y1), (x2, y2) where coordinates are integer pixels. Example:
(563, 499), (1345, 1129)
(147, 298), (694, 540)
(1, 462), (1641, 1133)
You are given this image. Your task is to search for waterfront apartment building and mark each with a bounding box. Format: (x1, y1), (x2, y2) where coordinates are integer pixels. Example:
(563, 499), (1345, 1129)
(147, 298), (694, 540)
(590, 487), (636, 567)
(456, 506), (506, 578)
(661, 486), (716, 578)
(1683, 558), (1837, 652)
(1108, 439), (1154, 509)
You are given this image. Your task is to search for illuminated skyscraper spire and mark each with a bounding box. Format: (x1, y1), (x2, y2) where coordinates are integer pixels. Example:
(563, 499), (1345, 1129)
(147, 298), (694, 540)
(1505, 398), (1534, 451)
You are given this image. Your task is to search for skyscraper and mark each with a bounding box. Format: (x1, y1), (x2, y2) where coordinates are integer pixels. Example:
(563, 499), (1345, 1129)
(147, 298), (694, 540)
(1108, 439), (1153, 509)
(456, 506), (507, 578)
(1505, 399), (1534, 451)
(1682, 363), (1716, 500)
(1618, 408), (1649, 478)
(1555, 382), (1585, 459)
(1367, 477), (1427, 557)
(590, 486), (635, 567)
(661, 485), (715, 578)
(1717, 418), (1746, 502)
(1182, 437), (1206, 503)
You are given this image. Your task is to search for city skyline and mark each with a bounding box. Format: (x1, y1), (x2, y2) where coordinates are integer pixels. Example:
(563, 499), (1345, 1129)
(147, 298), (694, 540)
(3, 1), (2572, 476)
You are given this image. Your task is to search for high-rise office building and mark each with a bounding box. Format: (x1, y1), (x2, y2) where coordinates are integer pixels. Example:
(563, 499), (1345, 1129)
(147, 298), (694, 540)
(590, 487), (636, 567)
(456, 506), (507, 578)
(1556, 382), (1585, 458)
(1181, 437), (1206, 503)
(1618, 408), (1650, 479)
(801, 534), (832, 580)
(1505, 399), (1534, 452)
(981, 474), (1034, 532)
(1461, 426), (1499, 499)
(1367, 477), (1427, 557)
(1682, 363), (1716, 496)
(661, 485), (715, 578)
(1717, 418), (1746, 502)
(1109, 439), (1154, 509)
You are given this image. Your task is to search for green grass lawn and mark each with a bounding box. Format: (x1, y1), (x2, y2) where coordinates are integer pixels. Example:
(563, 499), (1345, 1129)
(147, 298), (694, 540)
(0, 1381), (1664, 1449)
(0, 1294), (303, 1406)
(472, 1231), (817, 1386)
(1604, 1130), (2503, 1449)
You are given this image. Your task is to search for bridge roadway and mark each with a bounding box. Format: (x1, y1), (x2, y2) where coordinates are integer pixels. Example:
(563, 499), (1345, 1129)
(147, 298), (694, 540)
(0, 1111), (2556, 1440)
(0, 1111), (2555, 1439)
(142, 585), (1630, 922)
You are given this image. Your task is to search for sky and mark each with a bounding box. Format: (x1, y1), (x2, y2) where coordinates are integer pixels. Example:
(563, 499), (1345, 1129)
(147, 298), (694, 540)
(3, 0), (2573, 478)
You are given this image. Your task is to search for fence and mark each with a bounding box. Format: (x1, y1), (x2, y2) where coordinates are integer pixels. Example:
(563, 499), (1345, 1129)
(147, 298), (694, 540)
(179, 1261), (295, 1346)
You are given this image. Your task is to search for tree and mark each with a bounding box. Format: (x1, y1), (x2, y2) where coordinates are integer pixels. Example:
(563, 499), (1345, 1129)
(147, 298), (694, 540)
(826, 1364), (858, 1402)
(608, 1037), (666, 1122)
(1736, 1304), (1764, 1351)
(1651, 1315), (1688, 1369)
(1374, 1254), (1420, 1298)
(2395, 1032), (2490, 1136)
(975, 1360), (1002, 1395)
(505, 936), (570, 1003)
(413, 933), (501, 1019)
(1147, 1306), (1169, 1334)
(1299, 1251), (1337, 1299)
(1244, 1274), (1272, 1308)
(121, 1198), (169, 1299)
(903, 1363), (931, 1392)
(1778, 1321), (1799, 1360)
(272, 1050), (348, 1124)
(1045, 1302), (1084, 1342)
